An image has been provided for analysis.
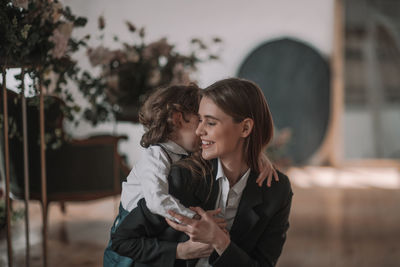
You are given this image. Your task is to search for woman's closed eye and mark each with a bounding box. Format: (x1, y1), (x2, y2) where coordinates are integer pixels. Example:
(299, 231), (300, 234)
(199, 119), (216, 126)
(203, 120), (216, 126)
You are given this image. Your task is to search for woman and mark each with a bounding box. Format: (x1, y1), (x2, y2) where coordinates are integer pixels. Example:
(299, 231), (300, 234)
(112, 78), (293, 267)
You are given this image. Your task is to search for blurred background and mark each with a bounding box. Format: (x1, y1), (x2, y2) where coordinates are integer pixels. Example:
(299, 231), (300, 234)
(1, 0), (399, 266)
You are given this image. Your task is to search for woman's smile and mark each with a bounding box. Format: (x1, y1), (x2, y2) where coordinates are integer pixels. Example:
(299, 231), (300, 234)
(201, 139), (215, 149)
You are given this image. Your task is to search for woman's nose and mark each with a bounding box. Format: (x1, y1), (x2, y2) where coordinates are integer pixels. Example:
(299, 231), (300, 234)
(196, 122), (204, 136)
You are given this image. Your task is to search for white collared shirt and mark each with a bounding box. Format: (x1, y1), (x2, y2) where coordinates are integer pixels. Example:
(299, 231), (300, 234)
(196, 158), (251, 267)
(120, 140), (196, 220)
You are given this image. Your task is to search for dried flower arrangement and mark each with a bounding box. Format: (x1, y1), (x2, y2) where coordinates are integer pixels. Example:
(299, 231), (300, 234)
(78, 16), (222, 124)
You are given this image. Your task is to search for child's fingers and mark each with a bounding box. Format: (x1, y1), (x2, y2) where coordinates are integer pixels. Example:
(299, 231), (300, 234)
(166, 218), (189, 233)
(266, 172), (272, 187)
(213, 217), (226, 224)
(256, 171), (267, 187)
(259, 177), (265, 187)
(189, 206), (207, 216)
(256, 172), (264, 183)
(273, 169), (279, 182)
(204, 208), (222, 217)
(266, 168), (282, 187)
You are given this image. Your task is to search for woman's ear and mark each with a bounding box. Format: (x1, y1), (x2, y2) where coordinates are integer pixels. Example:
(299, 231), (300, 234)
(172, 111), (183, 129)
(241, 118), (254, 138)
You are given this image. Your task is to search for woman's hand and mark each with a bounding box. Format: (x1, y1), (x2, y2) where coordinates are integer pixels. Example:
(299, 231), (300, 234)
(176, 239), (214, 260)
(166, 207), (230, 255)
(256, 153), (279, 187)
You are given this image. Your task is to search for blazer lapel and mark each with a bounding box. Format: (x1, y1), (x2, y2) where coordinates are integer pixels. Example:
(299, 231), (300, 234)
(229, 171), (263, 245)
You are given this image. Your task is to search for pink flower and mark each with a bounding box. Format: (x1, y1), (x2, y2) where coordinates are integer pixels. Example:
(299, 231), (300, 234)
(275, 128), (292, 147)
(39, 1), (63, 25)
(87, 46), (113, 67)
(106, 74), (119, 90)
(126, 48), (139, 63)
(49, 22), (73, 59)
(142, 38), (172, 60)
(171, 63), (191, 85)
(52, 2), (63, 22)
(147, 70), (161, 86)
(110, 50), (128, 64)
(12, 0), (29, 10)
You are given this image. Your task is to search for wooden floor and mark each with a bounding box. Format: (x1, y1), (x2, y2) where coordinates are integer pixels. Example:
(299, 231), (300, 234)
(1, 166), (400, 267)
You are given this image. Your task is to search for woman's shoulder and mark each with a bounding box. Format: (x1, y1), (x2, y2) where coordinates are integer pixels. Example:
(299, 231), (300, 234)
(276, 170), (292, 191)
(259, 169), (293, 202)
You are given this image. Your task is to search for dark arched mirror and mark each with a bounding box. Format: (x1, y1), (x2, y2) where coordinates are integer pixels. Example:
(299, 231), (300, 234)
(238, 38), (330, 164)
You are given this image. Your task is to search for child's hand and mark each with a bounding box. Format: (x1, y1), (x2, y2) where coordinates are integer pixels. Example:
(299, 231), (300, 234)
(256, 153), (279, 187)
(192, 208), (227, 230)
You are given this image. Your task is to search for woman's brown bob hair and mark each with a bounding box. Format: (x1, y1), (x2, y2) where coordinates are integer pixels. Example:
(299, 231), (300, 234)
(201, 78), (274, 172)
(139, 84), (200, 148)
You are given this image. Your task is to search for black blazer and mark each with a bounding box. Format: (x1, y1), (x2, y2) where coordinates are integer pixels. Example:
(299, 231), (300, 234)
(111, 159), (293, 267)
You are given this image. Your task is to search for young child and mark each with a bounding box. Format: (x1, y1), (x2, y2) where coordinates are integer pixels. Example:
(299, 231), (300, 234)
(120, 84), (202, 220)
(104, 84), (277, 266)
(104, 84), (204, 266)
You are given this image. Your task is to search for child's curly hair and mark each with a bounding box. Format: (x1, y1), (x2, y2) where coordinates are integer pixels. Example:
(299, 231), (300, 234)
(139, 84), (201, 148)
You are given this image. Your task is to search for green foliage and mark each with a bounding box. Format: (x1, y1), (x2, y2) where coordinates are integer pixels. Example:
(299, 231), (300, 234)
(0, 0), (89, 147)
(0, 199), (24, 230)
